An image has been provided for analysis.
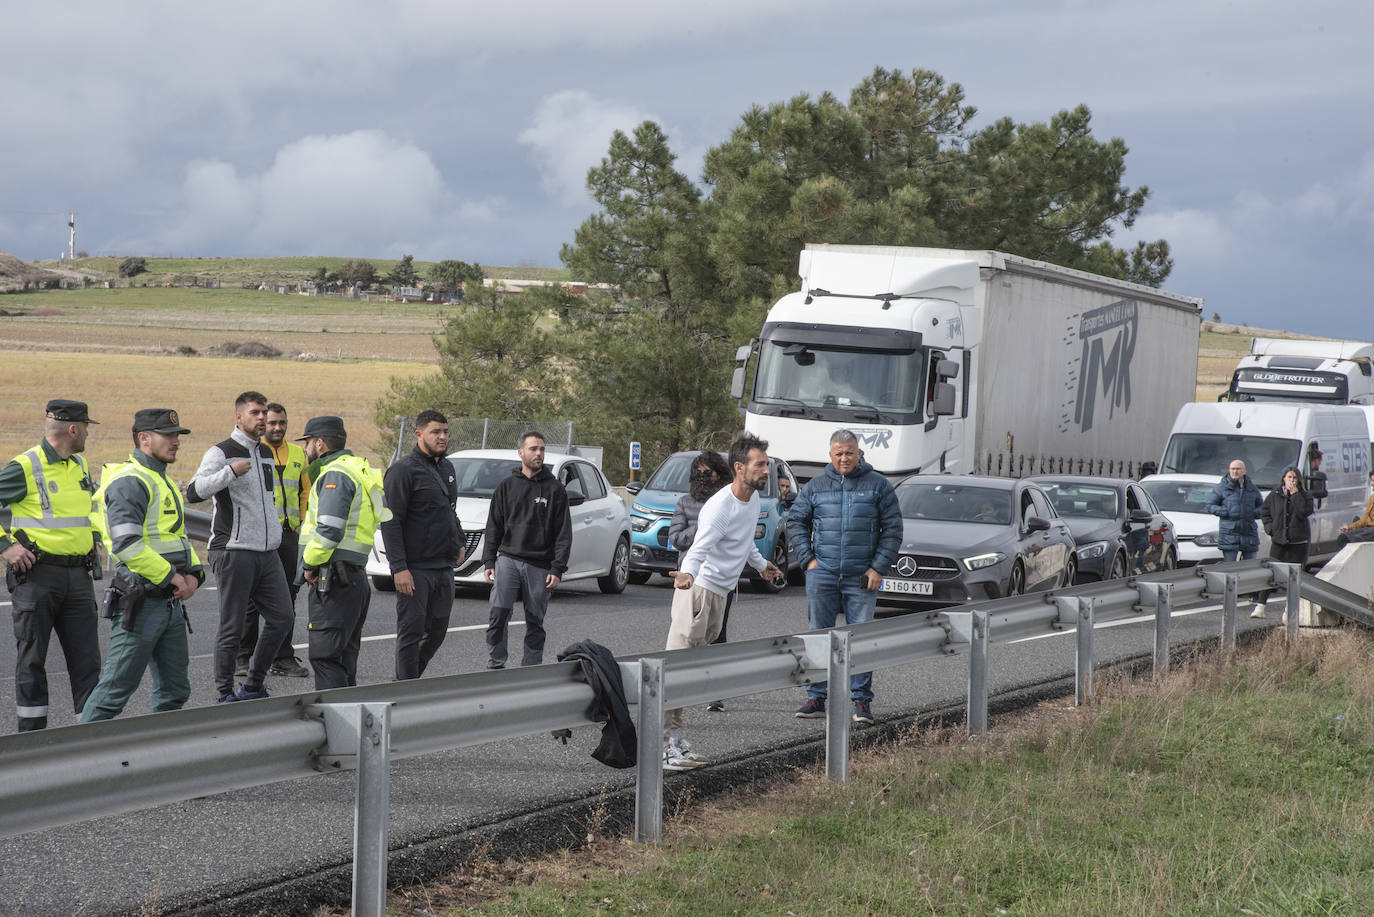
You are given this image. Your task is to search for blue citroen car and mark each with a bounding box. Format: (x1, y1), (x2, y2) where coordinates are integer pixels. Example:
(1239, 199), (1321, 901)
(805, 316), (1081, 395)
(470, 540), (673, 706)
(624, 450), (799, 592)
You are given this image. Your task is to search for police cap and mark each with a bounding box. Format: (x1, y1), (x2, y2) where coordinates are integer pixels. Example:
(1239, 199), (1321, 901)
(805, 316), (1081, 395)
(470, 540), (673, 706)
(132, 408), (191, 435)
(46, 399), (98, 424)
(296, 415), (347, 441)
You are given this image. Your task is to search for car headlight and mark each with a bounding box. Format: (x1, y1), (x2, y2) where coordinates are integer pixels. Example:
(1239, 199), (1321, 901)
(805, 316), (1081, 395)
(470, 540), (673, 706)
(963, 552), (1006, 571)
(630, 515), (652, 532)
(1194, 532), (1218, 546)
(631, 502), (654, 515)
(1077, 541), (1110, 560)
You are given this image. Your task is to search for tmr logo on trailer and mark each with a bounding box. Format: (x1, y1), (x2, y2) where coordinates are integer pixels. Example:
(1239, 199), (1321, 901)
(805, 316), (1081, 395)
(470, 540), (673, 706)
(1073, 299), (1138, 433)
(852, 428), (894, 450)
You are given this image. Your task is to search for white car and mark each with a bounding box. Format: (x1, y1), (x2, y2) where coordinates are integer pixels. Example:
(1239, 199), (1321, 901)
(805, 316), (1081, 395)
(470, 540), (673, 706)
(1138, 473), (1225, 565)
(365, 449), (631, 594)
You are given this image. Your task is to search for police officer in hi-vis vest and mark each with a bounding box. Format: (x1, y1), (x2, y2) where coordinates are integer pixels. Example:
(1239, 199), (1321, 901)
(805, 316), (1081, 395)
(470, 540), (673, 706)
(235, 401), (312, 678)
(0, 399), (103, 731)
(81, 409), (205, 723)
(297, 415), (390, 690)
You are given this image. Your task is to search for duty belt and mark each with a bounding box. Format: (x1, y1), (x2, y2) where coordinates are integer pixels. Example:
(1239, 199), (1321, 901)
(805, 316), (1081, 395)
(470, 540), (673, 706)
(35, 553), (90, 568)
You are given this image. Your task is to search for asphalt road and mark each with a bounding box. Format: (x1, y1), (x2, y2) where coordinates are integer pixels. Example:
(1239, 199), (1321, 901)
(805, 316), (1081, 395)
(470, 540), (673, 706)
(0, 573), (1275, 915)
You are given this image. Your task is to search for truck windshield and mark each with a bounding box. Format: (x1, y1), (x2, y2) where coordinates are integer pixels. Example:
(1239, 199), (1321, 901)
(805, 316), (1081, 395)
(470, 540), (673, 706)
(1159, 434), (1300, 490)
(754, 339), (925, 414)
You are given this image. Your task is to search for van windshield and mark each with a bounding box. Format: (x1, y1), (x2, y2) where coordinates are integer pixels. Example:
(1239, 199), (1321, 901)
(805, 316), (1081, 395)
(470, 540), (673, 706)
(754, 340), (925, 414)
(1159, 434), (1300, 490)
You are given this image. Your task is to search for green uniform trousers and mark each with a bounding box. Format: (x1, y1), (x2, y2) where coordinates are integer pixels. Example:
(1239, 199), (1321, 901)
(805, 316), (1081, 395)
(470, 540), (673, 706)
(80, 596), (190, 722)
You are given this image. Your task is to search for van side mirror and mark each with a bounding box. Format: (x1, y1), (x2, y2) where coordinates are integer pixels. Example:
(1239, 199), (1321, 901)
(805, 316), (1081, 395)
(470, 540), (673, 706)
(1307, 470), (1328, 500)
(931, 382), (956, 416)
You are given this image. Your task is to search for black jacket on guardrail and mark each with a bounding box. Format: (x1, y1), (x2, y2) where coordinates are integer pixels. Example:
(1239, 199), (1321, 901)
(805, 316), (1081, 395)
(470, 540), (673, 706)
(555, 640), (636, 769)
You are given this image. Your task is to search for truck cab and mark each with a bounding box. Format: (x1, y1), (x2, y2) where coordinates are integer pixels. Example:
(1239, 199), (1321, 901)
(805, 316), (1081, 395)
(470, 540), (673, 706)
(1224, 337), (1374, 406)
(735, 248), (974, 482)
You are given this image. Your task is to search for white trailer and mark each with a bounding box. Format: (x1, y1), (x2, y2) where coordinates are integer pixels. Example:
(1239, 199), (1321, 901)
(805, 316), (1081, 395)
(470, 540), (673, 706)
(733, 245), (1203, 482)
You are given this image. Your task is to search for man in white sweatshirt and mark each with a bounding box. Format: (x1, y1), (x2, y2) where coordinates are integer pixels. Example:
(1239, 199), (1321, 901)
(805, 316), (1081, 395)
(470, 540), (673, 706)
(663, 431), (781, 770)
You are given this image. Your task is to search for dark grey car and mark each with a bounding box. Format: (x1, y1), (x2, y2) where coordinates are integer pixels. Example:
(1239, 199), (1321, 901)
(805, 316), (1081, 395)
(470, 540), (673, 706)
(1028, 476), (1178, 582)
(877, 475), (1077, 611)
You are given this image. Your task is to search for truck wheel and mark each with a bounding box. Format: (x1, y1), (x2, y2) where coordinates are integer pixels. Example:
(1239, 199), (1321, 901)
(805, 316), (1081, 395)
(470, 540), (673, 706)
(598, 538), (630, 595)
(627, 570), (652, 586)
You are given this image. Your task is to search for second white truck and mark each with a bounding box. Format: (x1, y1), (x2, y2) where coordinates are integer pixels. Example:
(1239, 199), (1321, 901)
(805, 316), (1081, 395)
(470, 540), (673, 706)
(733, 244), (1203, 481)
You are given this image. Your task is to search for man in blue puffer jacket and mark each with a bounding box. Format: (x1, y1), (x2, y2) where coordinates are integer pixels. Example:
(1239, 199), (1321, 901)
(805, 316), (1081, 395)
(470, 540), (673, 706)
(1206, 458), (1264, 561)
(786, 429), (902, 725)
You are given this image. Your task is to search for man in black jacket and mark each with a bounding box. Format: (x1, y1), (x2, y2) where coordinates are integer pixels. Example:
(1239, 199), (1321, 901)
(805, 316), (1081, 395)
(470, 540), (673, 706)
(380, 410), (465, 680)
(482, 431), (572, 669)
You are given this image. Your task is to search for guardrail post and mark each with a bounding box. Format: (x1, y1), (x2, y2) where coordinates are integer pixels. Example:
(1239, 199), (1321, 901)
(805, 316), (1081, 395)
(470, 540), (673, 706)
(1204, 569), (1239, 656)
(353, 703), (392, 917)
(1075, 597), (1095, 706)
(1272, 562), (1302, 644)
(967, 610), (989, 737)
(634, 657), (665, 844)
(1138, 582), (1173, 682)
(826, 630), (851, 783)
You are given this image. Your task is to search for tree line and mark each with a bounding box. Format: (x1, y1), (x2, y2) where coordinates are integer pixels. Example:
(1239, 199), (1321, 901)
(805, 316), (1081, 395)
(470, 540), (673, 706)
(375, 67), (1173, 480)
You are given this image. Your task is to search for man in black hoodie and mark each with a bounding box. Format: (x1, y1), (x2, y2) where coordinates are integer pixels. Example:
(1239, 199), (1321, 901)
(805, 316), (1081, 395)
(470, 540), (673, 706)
(482, 431), (572, 669)
(380, 409), (465, 680)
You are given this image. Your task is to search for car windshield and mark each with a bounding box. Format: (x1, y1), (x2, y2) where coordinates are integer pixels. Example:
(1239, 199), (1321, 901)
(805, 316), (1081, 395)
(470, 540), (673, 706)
(644, 453), (697, 494)
(449, 457), (519, 498)
(1034, 482), (1120, 520)
(1159, 433), (1299, 490)
(1140, 480), (1215, 513)
(754, 340), (924, 413)
(895, 483), (1012, 525)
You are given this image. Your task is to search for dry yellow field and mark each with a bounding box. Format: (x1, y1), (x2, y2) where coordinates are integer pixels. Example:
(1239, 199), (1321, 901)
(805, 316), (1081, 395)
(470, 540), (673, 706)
(0, 352), (437, 482)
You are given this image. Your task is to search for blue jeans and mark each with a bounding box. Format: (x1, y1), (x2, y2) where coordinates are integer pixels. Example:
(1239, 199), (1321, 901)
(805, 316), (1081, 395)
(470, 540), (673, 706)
(804, 567), (875, 702)
(1221, 548), (1258, 562)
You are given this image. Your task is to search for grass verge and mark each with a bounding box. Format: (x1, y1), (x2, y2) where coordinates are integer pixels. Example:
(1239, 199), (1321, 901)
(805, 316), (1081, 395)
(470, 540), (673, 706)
(395, 630), (1374, 916)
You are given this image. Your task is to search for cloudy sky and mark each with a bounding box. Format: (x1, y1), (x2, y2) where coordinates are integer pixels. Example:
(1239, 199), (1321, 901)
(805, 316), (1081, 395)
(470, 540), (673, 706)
(2, 0), (1371, 336)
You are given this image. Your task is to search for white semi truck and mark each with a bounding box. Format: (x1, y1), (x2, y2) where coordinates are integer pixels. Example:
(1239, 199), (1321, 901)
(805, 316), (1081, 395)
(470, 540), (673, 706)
(733, 244), (1204, 482)
(1224, 337), (1374, 406)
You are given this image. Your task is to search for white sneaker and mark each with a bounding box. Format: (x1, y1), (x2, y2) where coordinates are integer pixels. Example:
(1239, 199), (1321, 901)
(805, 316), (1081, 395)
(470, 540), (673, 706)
(664, 740), (708, 770)
(1249, 602), (1267, 619)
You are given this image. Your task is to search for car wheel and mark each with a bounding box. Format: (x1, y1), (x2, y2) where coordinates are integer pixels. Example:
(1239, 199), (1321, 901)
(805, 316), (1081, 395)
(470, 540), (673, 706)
(1108, 552), (1128, 581)
(627, 570), (652, 586)
(1007, 561), (1025, 597)
(752, 534), (790, 594)
(371, 575), (395, 592)
(1061, 554), (1078, 589)
(1163, 548), (1177, 571)
(598, 537), (630, 595)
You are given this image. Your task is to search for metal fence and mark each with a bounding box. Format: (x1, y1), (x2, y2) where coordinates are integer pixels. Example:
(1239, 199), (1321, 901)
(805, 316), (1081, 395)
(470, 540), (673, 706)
(2, 559), (1368, 916)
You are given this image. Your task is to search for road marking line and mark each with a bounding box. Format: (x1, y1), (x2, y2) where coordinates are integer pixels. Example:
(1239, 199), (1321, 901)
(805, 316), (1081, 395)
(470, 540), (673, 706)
(1010, 604), (1219, 643)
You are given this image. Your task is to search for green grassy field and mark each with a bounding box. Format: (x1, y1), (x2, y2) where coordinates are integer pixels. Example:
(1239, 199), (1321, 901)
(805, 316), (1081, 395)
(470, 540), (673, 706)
(406, 632), (1374, 916)
(32, 255), (572, 286)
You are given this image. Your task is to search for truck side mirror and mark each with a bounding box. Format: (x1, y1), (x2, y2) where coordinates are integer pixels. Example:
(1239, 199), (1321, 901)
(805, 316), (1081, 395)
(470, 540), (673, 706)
(936, 358), (960, 380)
(734, 343), (753, 362)
(730, 366), (746, 400)
(931, 381), (956, 416)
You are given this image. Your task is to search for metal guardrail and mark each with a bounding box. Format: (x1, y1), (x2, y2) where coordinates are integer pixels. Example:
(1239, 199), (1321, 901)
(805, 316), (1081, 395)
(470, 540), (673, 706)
(0, 559), (1306, 915)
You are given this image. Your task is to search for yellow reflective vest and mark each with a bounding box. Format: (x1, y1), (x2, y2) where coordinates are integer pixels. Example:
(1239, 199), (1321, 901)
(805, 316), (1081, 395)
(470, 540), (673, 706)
(96, 458), (200, 586)
(268, 441), (309, 531)
(301, 453), (390, 567)
(6, 445), (98, 556)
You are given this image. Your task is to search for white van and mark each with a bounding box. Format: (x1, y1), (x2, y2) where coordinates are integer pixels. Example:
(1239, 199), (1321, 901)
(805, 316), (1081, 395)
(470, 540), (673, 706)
(1157, 402), (1371, 563)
